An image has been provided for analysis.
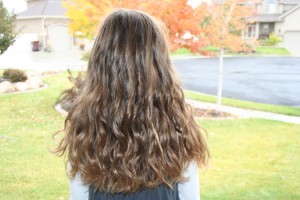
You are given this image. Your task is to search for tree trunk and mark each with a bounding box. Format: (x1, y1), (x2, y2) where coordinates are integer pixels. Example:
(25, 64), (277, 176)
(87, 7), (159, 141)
(217, 47), (224, 110)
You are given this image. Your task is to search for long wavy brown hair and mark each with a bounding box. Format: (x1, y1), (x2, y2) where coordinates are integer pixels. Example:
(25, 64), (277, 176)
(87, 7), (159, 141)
(55, 9), (209, 193)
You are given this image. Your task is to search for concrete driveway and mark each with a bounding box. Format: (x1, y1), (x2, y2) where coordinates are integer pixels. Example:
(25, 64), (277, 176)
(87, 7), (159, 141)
(0, 50), (87, 71)
(173, 56), (300, 107)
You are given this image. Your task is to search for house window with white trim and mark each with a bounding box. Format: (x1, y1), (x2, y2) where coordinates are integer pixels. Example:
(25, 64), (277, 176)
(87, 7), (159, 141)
(262, 0), (277, 13)
(245, 24), (256, 38)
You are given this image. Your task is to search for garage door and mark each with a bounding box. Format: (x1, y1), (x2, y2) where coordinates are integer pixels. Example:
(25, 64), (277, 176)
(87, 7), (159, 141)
(48, 25), (73, 52)
(284, 31), (300, 57)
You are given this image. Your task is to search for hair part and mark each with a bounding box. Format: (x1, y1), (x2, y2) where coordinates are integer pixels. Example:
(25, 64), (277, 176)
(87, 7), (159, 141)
(55, 9), (209, 193)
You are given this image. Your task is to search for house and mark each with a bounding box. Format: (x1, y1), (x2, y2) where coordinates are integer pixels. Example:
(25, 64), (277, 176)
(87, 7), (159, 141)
(15, 0), (74, 52)
(244, 0), (300, 56)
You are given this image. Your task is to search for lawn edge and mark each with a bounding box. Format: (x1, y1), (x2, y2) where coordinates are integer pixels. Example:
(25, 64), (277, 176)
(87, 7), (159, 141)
(184, 90), (300, 117)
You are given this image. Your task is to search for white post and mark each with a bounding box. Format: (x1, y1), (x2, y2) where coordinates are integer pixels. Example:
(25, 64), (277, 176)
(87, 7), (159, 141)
(42, 16), (46, 51)
(217, 47), (224, 110)
(255, 22), (259, 39)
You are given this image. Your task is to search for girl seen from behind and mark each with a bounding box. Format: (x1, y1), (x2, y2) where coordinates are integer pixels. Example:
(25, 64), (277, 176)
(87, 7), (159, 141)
(55, 9), (209, 200)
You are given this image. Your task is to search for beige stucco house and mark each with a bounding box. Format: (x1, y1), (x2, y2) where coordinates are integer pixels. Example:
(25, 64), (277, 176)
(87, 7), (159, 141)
(15, 0), (74, 52)
(244, 0), (300, 56)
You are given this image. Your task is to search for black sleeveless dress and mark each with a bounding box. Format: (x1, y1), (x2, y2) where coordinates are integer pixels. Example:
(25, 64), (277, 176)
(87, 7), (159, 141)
(89, 184), (179, 200)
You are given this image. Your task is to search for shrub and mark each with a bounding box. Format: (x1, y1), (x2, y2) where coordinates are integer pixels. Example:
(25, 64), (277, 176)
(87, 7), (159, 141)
(81, 51), (90, 61)
(264, 33), (282, 46)
(44, 44), (52, 52)
(57, 69), (85, 111)
(3, 69), (27, 82)
(239, 40), (260, 54)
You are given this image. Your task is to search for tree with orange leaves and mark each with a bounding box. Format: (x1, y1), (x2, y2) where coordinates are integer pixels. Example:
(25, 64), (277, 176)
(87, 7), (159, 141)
(63, 0), (210, 53)
(140, 1), (211, 53)
(64, 0), (257, 109)
(202, 0), (257, 108)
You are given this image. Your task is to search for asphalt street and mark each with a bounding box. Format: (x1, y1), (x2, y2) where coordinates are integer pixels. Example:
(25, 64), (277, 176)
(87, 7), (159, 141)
(172, 57), (300, 107)
(0, 50), (299, 106)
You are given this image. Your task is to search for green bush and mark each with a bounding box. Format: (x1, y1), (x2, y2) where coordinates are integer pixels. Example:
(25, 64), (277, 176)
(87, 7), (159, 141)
(264, 33), (282, 46)
(81, 51), (90, 61)
(2, 69), (27, 82)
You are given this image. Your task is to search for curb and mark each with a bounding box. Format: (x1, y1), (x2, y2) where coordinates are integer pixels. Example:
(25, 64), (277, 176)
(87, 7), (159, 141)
(186, 99), (300, 124)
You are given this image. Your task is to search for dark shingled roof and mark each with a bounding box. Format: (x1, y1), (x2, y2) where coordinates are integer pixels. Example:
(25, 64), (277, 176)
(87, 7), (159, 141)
(17, 0), (66, 18)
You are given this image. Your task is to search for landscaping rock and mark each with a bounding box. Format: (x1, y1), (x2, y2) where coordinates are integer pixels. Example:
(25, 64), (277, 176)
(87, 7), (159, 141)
(25, 71), (42, 78)
(14, 82), (29, 91)
(0, 81), (15, 93)
(26, 71), (59, 78)
(41, 70), (59, 76)
(0, 78), (6, 83)
(26, 77), (44, 89)
(0, 72), (46, 93)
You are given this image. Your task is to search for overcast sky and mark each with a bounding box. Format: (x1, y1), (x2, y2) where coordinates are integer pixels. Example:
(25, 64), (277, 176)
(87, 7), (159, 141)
(3, 0), (27, 13)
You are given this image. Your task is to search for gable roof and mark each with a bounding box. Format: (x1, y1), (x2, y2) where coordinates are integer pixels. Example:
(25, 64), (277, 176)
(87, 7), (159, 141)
(247, 2), (300, 23)
(279, 4), (300, 18)
(17, 0), (67, 19)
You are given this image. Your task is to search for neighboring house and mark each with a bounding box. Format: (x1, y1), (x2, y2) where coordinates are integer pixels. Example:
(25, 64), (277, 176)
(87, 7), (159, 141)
(244, 0), (300, 56)
(15, 0), (74, 52)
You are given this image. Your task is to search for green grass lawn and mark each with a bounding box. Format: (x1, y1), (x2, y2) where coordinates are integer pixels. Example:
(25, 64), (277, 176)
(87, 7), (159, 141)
(0, 73), (71, 200)
(184, 90), (300, 116)
(171, 48), (195, 56)
(0, 73), (299, 199)
(256, 46), (290, 56)
(200, 119), (300, 200)
(171, 46), (290, 56)
(171, 46), (219, 56)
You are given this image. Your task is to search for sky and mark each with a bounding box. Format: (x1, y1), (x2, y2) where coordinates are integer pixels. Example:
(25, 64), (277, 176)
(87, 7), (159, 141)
(2, 0), (27, 13)
(2, 0), (204, 13)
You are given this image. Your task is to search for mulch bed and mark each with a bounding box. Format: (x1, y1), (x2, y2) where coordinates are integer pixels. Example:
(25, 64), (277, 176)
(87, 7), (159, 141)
(192, 107), (235, 118)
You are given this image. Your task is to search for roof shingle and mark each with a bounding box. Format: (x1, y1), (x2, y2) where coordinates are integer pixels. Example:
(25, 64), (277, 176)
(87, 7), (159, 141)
(17, 0), (66, 18)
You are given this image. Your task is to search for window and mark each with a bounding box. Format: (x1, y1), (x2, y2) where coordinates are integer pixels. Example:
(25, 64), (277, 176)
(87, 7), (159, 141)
(262, 24), (269, 34)
(262, 0), (277, 13)
(265, 0), (275, 3)
(266, 4), (276, 13)
(245, 24), (256, 38)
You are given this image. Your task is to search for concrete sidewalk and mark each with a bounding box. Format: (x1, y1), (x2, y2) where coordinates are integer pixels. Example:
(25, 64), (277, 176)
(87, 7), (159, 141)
(186, 99), (300, 124)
